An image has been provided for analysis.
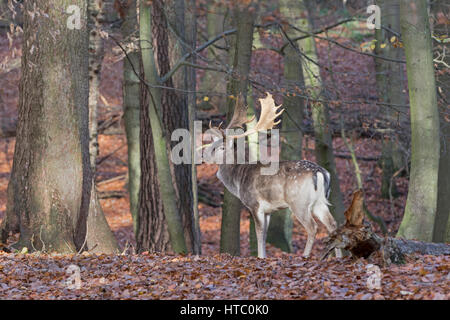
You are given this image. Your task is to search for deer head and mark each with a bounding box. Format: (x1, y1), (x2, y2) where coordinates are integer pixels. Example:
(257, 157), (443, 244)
(203, 92), (284, 165)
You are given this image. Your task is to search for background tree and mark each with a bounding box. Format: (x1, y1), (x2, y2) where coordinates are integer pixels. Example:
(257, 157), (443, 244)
(185, 0), (202, 253)
(265, 0), (307, 254)
(119, 0), (141, 237)
(86, 0), (119, 254)
(1, 0), (117, 253)
(137, 0), (201, 254)
(431, 0), (450, 243)
(200, 0), (228, 113)
(297, 0), (345, 223)
(138, 0), (187, 254)
(164, 0), (200, 254)
(397, 0), (440, 242)
(374, 0), (407, 198)
(220, 2), (257, 256)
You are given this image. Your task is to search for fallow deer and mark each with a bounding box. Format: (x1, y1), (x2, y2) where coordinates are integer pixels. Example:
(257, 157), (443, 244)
(205, 93), (341, 259)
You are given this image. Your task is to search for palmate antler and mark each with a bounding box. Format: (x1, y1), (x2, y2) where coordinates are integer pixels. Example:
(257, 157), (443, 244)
(207, 92), (284, 141)
(226, 93), (284, 139)
(226, 94), (255, 130)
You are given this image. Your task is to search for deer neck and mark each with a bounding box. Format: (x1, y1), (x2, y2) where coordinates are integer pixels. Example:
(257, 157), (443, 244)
(217, 164), (241, 198)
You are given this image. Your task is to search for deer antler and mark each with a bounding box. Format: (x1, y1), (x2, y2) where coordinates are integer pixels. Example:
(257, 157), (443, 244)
(209, 120), (223, 131)
(227, 93), (283, 139)
(226, 94), (255, 130)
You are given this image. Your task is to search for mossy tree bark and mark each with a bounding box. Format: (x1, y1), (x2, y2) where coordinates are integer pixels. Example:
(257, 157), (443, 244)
(297, 0), (345, 224)
(396, 0), (440, 242)
(200, 0), (228, 113)
(220, 2), (256, 256)
(154, 0), (198, 254)
(374, 0), (407, 199)
(184, 0), (202, 253)
(137, 57), (171, 253)
(138, 1), (187, 254)
(265, 0), (307, 254)
(138, 0), (187, 254)
(120, 0), (141, 237)
(1, 0), (118, 253)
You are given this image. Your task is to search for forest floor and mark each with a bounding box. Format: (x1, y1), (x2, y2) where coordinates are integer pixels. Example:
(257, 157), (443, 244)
(0, 24), (448, 300)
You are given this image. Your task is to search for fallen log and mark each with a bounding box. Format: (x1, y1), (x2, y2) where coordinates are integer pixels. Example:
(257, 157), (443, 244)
(98, 190), (126, 199)
(322, 190), (450, 264)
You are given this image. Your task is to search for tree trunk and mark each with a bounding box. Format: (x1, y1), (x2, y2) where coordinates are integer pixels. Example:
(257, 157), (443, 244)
(1, 0), (91, 253)
(120, 0), (141, 237)
(431, 0), (450, 243)
(0, 0), (22, 27)
(201, 0), (228, 113)
(247, 88), (262, 256)
(138, 0), (187, 254)
(85, 0), (119, 254)
(185, 0), (202, 254)
(220, 2), (256, 256)
(374, 0), (407, 199)
(299, 0), (345, 224)
(152, 0), (197, 254)
(265, 0), (307, 254)
(136, 58), (171, 253)
(396, 0), (440, 242)
(88, 0), (104, 170)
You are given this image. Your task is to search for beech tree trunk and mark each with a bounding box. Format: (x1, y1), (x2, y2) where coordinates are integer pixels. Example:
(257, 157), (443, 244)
(120, 0), (141, 237)
(265, 0), (308, 254)
(201, 0), (228, 113)
(397, 0), (440, 242)
(220, 2), (256, 256)
(0, 0), (117, 253)
(374, 0), (407, 198)
(184, 0), (202, 254)
(299, 0), (345, 223)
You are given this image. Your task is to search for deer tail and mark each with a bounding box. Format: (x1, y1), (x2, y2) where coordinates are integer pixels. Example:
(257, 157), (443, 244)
(313, 169), (331, 202)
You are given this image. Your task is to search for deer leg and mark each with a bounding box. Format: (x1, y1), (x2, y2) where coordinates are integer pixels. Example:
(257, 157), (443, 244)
(313, 202), (337, 233)
(290, 203), (317, 258)
(254, 208), (267, 259)
(312, 202), (342, 258)
(302, 218), (317, 258)
(263, 214), (270, 244)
